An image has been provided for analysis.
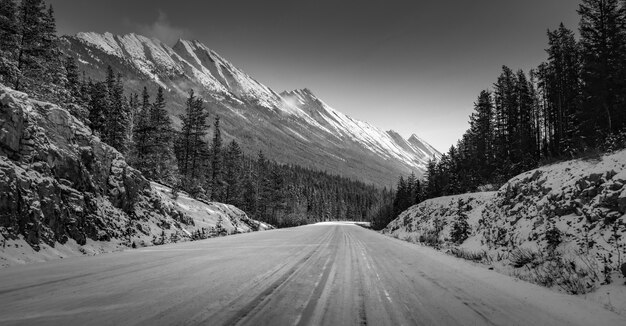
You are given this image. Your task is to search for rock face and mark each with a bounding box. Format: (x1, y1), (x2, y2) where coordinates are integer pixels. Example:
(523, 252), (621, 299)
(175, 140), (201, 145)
(0, 85), (269, 268)
(0, 85), (190, 250)
(384, 150), (626, 269)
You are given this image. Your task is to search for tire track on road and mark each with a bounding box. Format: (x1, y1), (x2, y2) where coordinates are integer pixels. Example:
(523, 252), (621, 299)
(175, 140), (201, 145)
(212, 227), (338, 326)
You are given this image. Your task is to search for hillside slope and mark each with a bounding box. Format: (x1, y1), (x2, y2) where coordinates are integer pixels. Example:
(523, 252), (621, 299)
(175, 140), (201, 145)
(383, 151), (626, 298)
(0, 85), (269, 268)
(60, 32), (440, 185)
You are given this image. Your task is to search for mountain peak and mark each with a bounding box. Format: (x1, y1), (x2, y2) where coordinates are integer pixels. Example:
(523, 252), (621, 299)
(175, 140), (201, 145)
(299, 88), (314, 95)
(408, 133), (422, 142)
(408, 134), (441, 159)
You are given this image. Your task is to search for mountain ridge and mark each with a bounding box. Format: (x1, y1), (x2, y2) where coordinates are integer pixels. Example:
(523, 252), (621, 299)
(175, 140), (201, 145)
(62, 31), (441, 185)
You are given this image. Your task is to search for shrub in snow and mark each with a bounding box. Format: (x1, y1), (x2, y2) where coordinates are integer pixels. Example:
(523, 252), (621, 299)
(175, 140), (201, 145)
(601, 129), (626, 153)
(545, 224), (562, 251)
(510, 248), (541, 268)
(450, 209), (471, 244)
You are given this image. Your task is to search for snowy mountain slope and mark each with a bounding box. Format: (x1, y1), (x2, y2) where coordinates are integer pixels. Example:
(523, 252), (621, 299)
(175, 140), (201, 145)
(280, 89), (441, 169)
(61, 32), (440, 184)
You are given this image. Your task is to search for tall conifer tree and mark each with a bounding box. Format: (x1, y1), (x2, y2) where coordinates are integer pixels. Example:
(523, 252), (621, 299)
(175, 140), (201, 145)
(578, 0), (626, 139)
(0, 0), (19, 85)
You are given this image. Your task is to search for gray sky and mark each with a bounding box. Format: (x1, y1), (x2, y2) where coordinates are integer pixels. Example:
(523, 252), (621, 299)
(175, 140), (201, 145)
(49, 0), (581, 152)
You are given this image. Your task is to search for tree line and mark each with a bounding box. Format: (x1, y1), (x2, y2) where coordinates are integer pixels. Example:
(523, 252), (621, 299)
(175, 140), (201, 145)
(0, 0), (64, 100)
(372, 0), (626, 230)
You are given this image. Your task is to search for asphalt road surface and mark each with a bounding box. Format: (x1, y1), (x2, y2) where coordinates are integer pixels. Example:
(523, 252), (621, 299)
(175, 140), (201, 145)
(0, 222), (624, 325)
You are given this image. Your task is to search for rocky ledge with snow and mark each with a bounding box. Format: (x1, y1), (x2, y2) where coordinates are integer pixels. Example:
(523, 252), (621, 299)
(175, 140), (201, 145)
(0, 85), (269, 268)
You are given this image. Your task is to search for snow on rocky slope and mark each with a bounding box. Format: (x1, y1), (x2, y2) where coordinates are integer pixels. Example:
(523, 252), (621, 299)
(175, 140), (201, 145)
(280, 89), (441, 169)
(383, 151), (626, 304)
(61, 32), (440, 185)
(0, 85), (270, 268)
(151, 182), (273, 234)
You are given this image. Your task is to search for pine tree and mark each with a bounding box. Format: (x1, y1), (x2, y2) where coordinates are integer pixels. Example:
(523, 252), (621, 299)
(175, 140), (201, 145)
(104, 73), (129, 153)
(39, 4), (62, 90)
(149, 86), (175, 182)
(14, 0), (54, 92)
(269, 166), (286, 223)
(450, 200), (471, 244)
(542, 23), (582, 155)
(468, 90), (494, 183)
(516, 70), (539, 172)
(210, 116), (224, 201)
(224, 140), (243, 207)
(241, 160), (258, 215)
(493, 66), (518, 182)
(0, 0), (19, 85)
(392, 176), (409, 216)
(127, 92), (139, 146)
(406, 172), (418, 206)
(176, 89), (209, 196)
(63, 56), (80, 102)
(61, 55), (89, 122)
(255, 151), (270, 220)
(87, 81), (108, 137)
(130, 87), (152, 173)
(578, 0), (626, 140)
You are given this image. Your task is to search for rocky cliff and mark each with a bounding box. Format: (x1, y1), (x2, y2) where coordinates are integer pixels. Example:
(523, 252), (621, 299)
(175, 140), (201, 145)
(0, 85), (269, 268)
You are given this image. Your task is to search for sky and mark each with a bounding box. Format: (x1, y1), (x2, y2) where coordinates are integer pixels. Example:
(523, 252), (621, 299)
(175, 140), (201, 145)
(49, 0), (581, 152)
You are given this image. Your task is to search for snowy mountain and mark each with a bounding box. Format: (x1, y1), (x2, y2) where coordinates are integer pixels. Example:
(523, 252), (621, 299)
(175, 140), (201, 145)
(61, 32), (440, 185)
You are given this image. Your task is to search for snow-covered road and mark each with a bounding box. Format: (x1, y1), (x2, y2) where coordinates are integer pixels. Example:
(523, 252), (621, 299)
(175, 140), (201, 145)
(0, 223), (623, 325)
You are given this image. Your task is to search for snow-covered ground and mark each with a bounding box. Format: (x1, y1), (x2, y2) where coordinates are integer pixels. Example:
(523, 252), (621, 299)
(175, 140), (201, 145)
(0, 182), (271, 269)
(383, 149), (626, 316)
(151, 182), (273, 233)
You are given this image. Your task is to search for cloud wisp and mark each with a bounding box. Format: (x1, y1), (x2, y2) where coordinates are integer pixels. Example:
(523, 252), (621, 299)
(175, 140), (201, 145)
(138, 11), (190, 45)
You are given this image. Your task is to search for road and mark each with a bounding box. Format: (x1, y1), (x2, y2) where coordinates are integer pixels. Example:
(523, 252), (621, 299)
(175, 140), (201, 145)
(0, 222), (624, 326)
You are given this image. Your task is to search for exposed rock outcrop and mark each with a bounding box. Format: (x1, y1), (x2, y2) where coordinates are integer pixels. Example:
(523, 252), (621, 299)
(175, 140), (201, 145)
(0, 85), (270, 268)
(0, 85), (190, 250)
